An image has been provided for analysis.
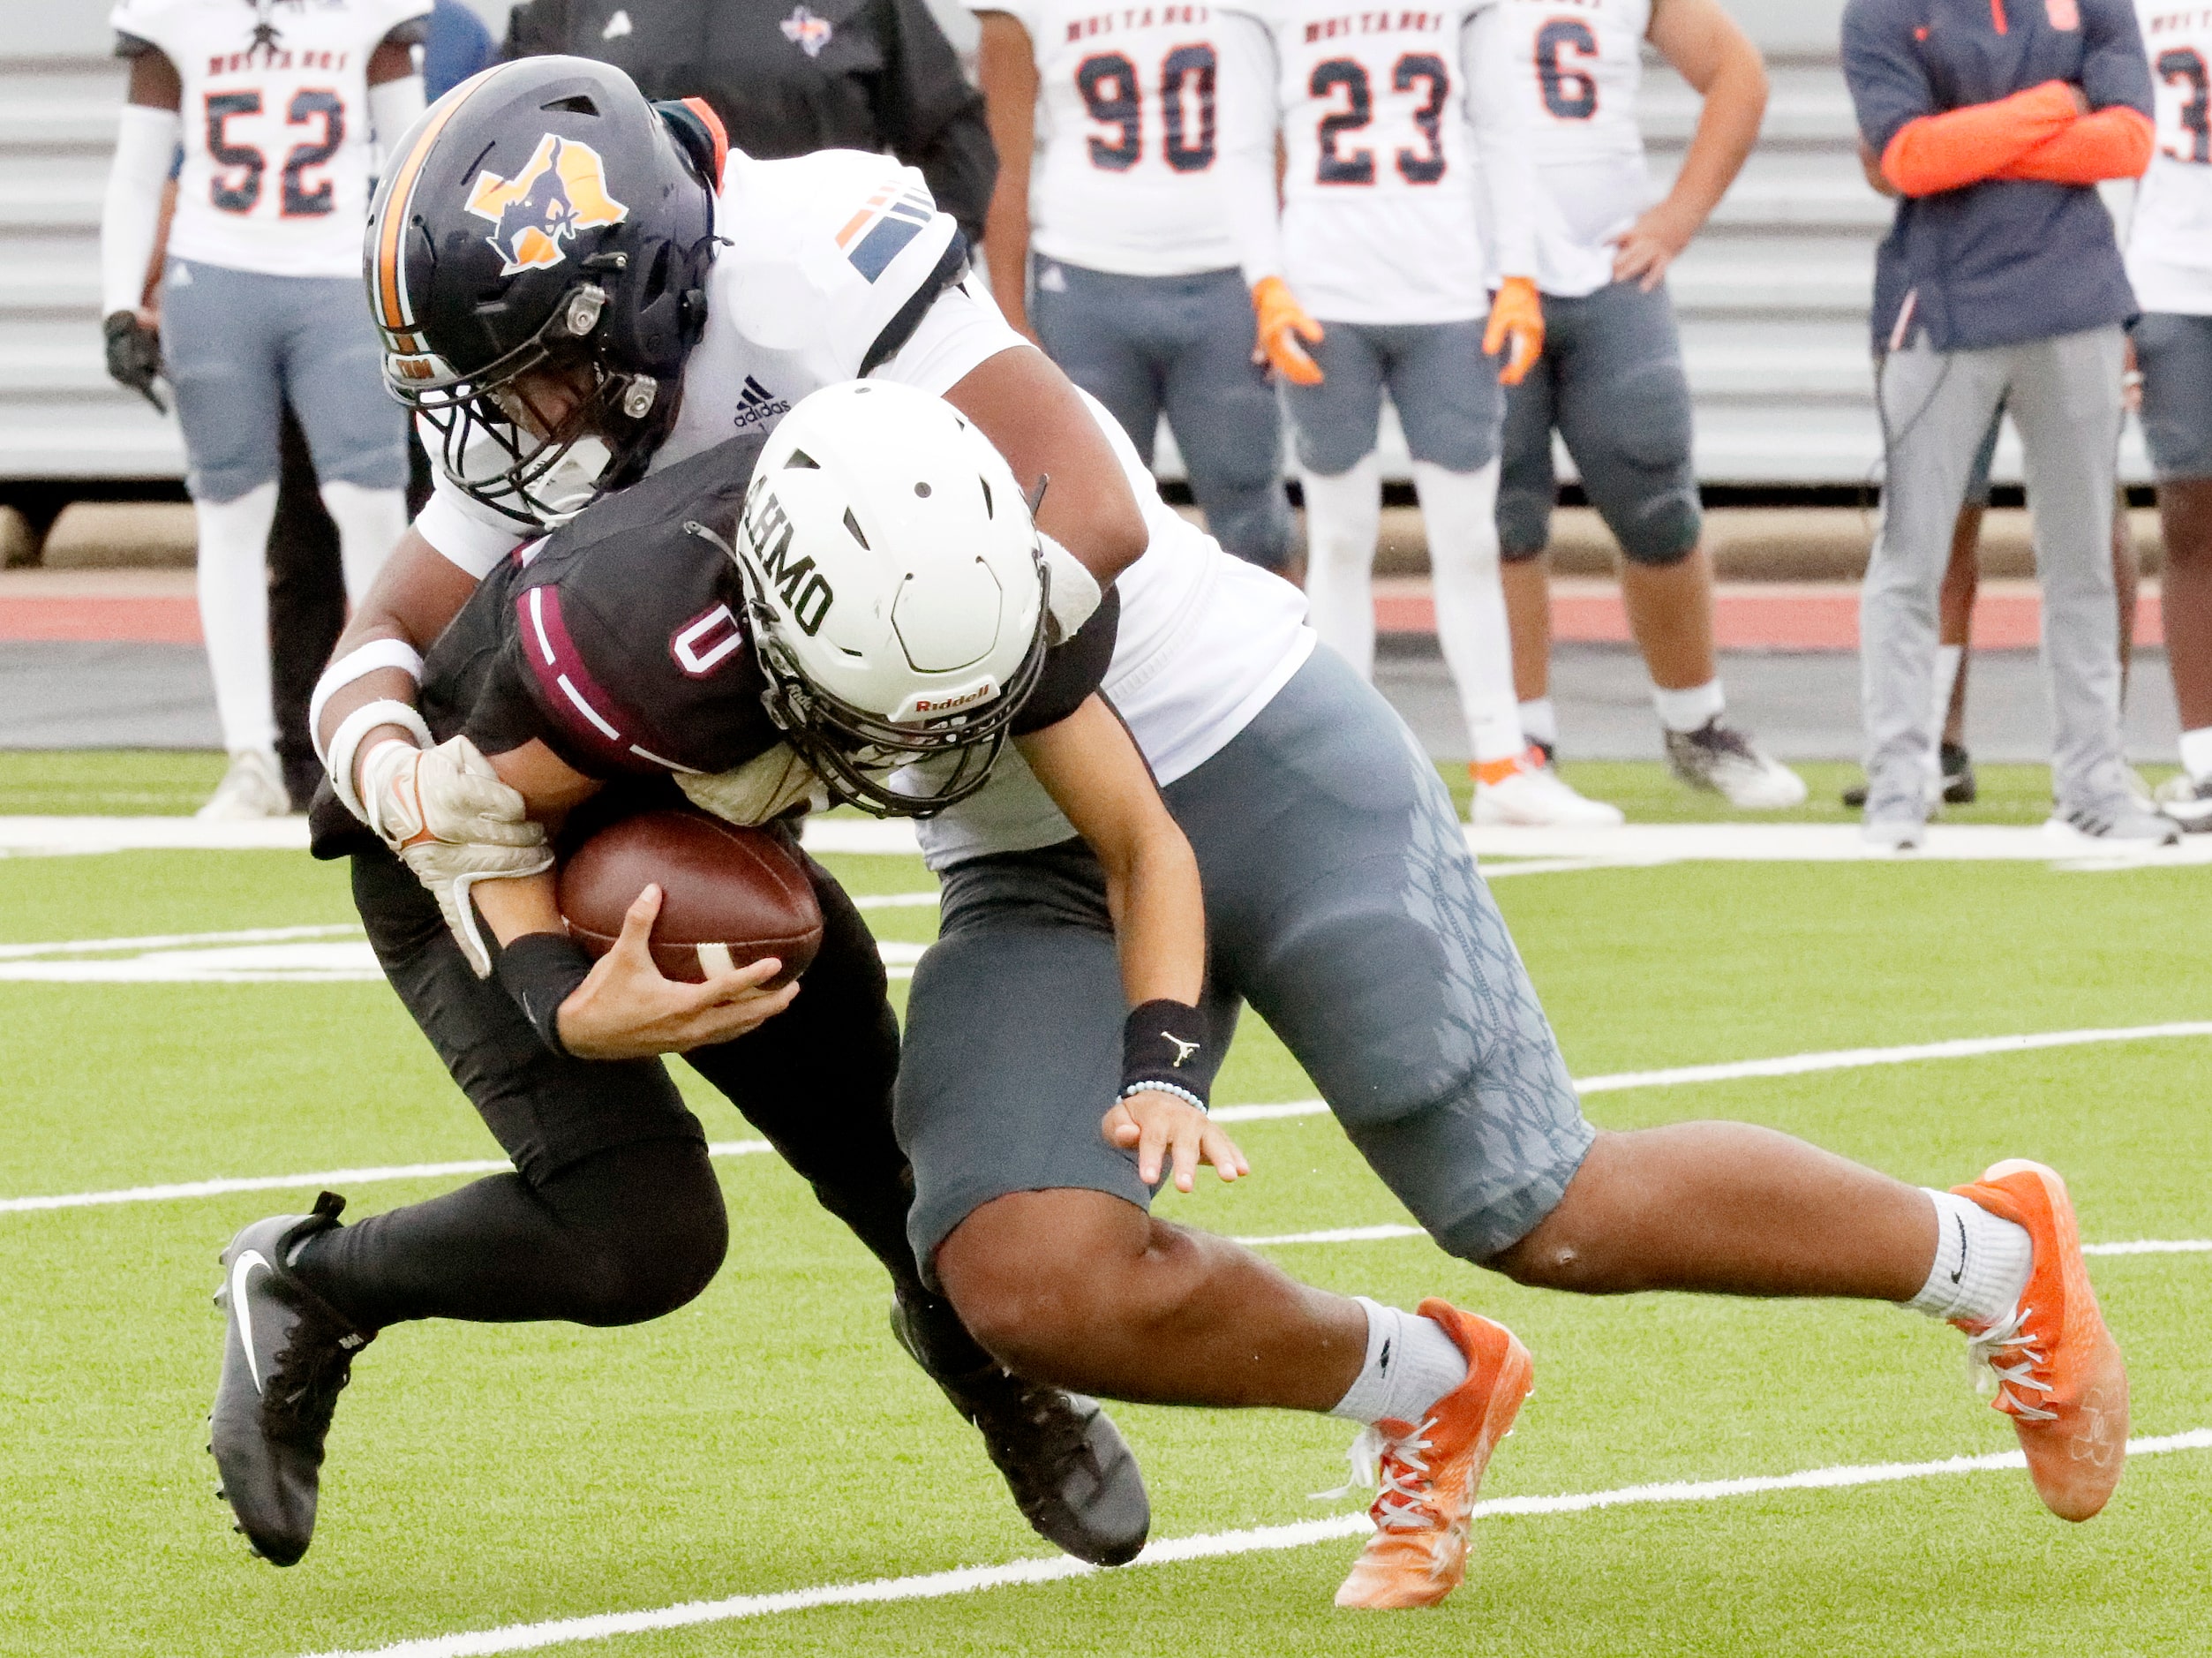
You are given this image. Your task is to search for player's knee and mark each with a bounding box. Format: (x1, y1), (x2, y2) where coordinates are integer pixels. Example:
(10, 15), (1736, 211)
(1480, 1132), (1628, 1293)
(551, 1141), (729, 1326)
(1615, 498), (1704, 569)
(937, 1197), (1160, 1375)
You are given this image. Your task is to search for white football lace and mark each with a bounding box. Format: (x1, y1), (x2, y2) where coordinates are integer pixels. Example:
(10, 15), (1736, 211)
(1311, 1421), (1445, 1529)
(1964, 1301), (2058, 1422)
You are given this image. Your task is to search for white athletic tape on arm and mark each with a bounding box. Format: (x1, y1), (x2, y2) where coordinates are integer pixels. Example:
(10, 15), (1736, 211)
(1037, 531), (1102, 641)
(309, 638), (425, 765)
(327, 699), (433, 824)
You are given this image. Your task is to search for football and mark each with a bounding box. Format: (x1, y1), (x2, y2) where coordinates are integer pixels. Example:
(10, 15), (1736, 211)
(557, 807), (824, 985)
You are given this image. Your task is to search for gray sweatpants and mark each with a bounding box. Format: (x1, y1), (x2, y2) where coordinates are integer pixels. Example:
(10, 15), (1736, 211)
(895, 646), (1595, 1281)
(1864, 328), (2130, 818)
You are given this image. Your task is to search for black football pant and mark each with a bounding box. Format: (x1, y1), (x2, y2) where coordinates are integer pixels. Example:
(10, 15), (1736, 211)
(293, 844), (987, 1371)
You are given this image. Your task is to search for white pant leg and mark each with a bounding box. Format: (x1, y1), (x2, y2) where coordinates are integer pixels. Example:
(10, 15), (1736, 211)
(318, 480), (408, 606)
(1412, 458), (1524, 765)
(1300, 452), (1383, 679)
(193, 482), (280, 756)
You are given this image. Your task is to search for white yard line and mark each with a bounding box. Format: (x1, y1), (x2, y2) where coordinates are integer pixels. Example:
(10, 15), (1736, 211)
(10, 1021), (2211, 1216)
(0, 923), (359, 961)
(1224, 1221), (2212, 1258)
(296, 1428), (2212, 1658)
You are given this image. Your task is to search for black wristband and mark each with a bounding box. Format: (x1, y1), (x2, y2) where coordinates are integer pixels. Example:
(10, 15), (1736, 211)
(1120, 999), (1211, 1110)
(493, 931), (596, 1057)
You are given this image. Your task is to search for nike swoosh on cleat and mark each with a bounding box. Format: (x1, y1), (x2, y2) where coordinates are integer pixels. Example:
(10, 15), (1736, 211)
(1950, 1214), (1967, 1285)
(230, 1249), (272, 1393)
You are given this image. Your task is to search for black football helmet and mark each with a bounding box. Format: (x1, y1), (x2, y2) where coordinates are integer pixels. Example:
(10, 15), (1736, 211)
(365, 57), (726, 524)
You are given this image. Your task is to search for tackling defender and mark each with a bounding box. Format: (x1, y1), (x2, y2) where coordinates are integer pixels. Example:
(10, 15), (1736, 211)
(229, 56), (2131, 1604)
(1213, 0), (1621, 826)
(101, 0), (427, 818)
(1489, 0), (1806, 808)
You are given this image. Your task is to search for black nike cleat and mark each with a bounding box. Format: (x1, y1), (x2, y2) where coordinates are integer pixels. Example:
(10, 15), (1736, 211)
(891, 1291), (1150, 1566)
(209, 1192), (374, 1566)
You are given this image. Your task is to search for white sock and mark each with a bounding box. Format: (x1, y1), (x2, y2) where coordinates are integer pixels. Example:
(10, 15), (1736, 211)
(194, 483), (280, 756)
(1300, 454), (1383, 680)
(1329, 1298), (1470, 1428)
(1906, 1188), (2033, 1327)
(1412, 459), (1524, 764)
(319, 481), (409, 605)
(2180, 726), (2212, 785)
(1518, 696), (1558, 748)
(1932, 644), (1965, 735)
(1651, 678), (1725, 735)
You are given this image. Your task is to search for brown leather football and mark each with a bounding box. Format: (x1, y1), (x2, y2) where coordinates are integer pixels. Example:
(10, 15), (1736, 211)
(557, 808), (824, 985)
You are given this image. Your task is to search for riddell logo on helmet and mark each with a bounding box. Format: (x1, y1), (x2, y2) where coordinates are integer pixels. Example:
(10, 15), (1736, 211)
(913, 682), (997, 714)
(464, 136), (629, 275)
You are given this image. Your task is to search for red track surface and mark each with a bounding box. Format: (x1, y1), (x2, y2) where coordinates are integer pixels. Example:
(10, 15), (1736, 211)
(0, 576), (2171, 650)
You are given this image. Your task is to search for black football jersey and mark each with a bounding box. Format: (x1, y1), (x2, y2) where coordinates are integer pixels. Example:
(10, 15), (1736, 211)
(417, 431), (1118, 787)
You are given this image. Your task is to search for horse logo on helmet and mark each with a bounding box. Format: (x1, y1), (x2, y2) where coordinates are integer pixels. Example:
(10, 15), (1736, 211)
(463, 135), (630, 275)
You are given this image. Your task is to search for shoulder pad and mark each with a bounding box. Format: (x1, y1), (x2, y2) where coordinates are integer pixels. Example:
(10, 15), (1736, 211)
(715, 151), (962, 359)
(505, 437), (784, 778)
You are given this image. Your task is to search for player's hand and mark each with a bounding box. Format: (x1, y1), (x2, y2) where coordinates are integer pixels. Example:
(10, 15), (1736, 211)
(1252, 276), (1326, 386)
(367, 735), (553, 976)
(556, 884), (800, 1059)
(1483, 277), (1546, 386)
(1102, 1090), (1250, 1195)
(1608, 202), (1699, 291)
(102, 310), (166, 413)
(2122, 335), (2143, 414)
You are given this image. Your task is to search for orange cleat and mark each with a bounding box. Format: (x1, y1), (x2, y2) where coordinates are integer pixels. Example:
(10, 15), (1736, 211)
(1952, 1159), (2128, 1521)
(1333, 1300), (1532, 1610)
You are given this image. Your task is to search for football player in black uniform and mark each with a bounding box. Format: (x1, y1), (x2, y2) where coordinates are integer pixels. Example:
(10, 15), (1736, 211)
(211, 58), (1161, 1571)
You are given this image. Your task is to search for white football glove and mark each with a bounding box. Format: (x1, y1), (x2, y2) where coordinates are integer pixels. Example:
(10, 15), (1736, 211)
(676, 742), (829, 826)
(359, 735), (553, 977)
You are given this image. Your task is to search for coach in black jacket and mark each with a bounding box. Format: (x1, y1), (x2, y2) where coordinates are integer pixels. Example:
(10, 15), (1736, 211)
(501, 0), (996, 243)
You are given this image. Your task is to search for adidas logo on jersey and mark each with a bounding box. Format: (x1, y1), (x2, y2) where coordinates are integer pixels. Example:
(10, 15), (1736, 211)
(602, 9), (634, 39)
(732, 376), (793, 431)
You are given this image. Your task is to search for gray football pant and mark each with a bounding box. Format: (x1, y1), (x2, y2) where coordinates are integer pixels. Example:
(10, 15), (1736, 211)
(1864, 328), (2130, 817)
(1030, 259), (1293, 570)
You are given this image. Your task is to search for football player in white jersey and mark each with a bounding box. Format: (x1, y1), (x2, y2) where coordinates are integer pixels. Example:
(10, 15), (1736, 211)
(101, 0), (430, 818)
(1488, 0), (1805, 809)
(2132, 0), (2212, 826)
(972, 0), (1296, 574)
(1215, 0), (1622, 825)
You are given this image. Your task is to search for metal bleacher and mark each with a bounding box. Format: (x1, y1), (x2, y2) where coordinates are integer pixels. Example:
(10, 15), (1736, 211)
(0, 0), (2131, 494)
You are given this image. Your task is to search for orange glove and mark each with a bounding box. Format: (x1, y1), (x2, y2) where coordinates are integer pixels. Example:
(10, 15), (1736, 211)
(1253, 275), (1325, 386)
(1484, 276), (1545, 387)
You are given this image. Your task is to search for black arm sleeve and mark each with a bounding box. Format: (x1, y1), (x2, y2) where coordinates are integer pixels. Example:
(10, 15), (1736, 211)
(869, 0), (998, 245)
(1012, 588), (1121, 736)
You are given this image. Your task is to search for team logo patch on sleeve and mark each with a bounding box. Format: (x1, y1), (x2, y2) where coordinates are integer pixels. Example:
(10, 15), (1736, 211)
(780, 5), (835, 56)
(833, 183), (937, 282)
(464, 136), (629, 275)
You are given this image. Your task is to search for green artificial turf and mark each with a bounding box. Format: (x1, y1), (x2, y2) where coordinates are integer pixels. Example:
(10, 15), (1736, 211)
(0, 757), (2207, 1655)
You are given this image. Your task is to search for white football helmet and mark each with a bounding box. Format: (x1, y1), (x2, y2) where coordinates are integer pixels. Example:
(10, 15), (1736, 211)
(717, 380), (1049, 817)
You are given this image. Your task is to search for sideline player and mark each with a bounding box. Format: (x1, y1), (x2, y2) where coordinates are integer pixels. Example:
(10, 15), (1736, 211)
(1490, 0), (1805, 808)
(101, 0), (426, 818)
(1215, 0), (1622, 825)
(970, 0), (1296, 572)
(218, 53), (1162, 1571)
(2130, 0), (2212, 825)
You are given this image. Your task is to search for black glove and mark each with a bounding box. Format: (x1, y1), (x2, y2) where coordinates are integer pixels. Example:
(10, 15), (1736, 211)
(102, 311), (166, 412)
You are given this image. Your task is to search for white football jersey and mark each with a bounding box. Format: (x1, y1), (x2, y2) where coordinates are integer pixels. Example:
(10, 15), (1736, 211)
(916, 388), (1315, 867)
(1217, 0), (1526, 322)
(418, 148), (1023, 574)
(110, 0), (430, 280)
(2130, 0), (2212, 314)
(974, 0), (1243, 275)
(1493, 0), (1654, 296)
